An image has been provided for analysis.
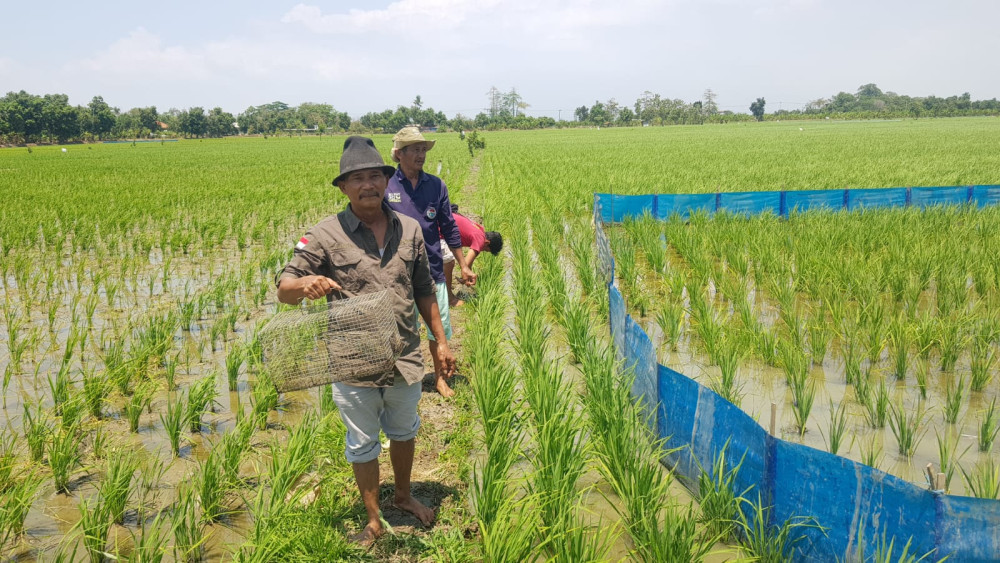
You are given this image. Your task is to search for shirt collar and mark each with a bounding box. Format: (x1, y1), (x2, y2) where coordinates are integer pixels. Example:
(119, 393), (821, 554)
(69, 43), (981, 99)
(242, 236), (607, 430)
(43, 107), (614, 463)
(343, 199), (398, 233)
(394, 166), (426, 189)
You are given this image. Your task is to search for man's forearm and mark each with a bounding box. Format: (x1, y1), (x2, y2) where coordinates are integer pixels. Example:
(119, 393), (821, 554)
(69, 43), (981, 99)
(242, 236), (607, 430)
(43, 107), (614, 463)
(415, 294), (447, 342)
(450, 245), (469, 270)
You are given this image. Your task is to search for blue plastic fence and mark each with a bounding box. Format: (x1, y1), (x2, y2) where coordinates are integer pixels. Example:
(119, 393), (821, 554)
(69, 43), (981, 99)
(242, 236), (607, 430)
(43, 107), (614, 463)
(592, 193), (1000, 561)
(594, 184), (1000, 223)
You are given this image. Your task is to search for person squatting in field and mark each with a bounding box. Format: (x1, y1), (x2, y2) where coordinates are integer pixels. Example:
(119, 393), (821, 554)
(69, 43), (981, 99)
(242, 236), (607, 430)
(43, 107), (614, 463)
(441, 207), (503, 307)
(276, 135), (456, 545)
(384, 126), (475, 398)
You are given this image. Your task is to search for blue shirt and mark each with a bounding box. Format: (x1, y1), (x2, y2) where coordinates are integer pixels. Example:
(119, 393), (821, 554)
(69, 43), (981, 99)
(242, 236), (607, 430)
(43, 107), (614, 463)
(384, 168), (461, 283)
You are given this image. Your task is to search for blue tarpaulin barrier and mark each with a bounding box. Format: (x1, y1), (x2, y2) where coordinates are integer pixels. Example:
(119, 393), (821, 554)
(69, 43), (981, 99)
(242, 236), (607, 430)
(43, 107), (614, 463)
(785, 189), (848, 214)
(720, 190), (782, 216)
(594, 193), (655, 223)
(847, 187), (908, 211)
(596, 185), (998, 224)
(655, 193), (717, 220)
(973, 184), (1000, 207)
(911, 186), (969, 208)
(594, 193), (1000, 561)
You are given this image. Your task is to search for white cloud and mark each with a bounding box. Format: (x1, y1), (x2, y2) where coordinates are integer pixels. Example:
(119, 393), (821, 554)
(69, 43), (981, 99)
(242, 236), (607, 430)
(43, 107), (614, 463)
(281, 0), (503, 35)
(77, 27), (211, 78)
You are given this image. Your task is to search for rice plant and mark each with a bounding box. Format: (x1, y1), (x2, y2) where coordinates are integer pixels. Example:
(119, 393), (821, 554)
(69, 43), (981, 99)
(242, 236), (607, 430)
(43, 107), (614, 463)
(733, 494), (826, 562)
(0, 468), (45, 550)
(171, 484), (206, 562)
(790, 379), (816, 437)
(82, 368), (110, 420)
(887, 314), (910, 380)
(848, 526), (943, 563)
(711, 335), (747, 407)
(124, 380), (156, 433)
(970, 336), (996, 392)
(943, 375), (966, 424)
(22, 399), (51, 463)
(161, 391), (185, 456)
(913, 357), (929, 399)
(76, 494), (112, 563)
(185, 373), (218, 433)
(654, 301), (684, 351)
(250, 371), (279, 431)
(101, 448), (141, 524)
(861, 375), (890, 429)
(697, 443), (749, 542)
(48, 362), (73, 416)
(887, 399), (927, 458)
(124, 511), (171, 563)
(935, 429), (965, 492)
(936, 315), (967, 372)
(860, 433), (883, 470)
(48, 425), (81, 493)
(978, 397), (1000, 452)
(217, 421), (253, 487)
(821, 399), (850, 455)
(196, 448), (229, 523)
(226, 342), (244, 392)
(808, 319), (832, 364)
(960, 457), (1000, 500)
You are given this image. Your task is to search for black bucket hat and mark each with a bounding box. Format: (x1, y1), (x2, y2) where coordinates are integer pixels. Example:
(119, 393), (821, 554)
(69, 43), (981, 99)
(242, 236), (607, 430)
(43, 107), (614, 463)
(332, 136), (396, 186)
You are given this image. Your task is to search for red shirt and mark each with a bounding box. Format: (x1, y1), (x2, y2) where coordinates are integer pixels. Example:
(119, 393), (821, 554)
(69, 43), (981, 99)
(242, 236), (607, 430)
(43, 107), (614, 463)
(451, 212), (487, 252)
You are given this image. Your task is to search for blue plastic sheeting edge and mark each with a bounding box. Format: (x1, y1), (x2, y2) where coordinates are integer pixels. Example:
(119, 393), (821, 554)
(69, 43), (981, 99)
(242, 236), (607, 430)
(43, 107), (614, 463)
(785, 189), (848, 214)
(973, 184), (1000, 207)
(594, 184), (1000, 223)
(655, 193), (717, 220)
(845, 187), (909, 210)
(594, 193), (655, 223)
(625, 315), (657, 432)
(719, 190), (782, 216)
(608, 286), (626, 361)
(911, 186), (970, 208)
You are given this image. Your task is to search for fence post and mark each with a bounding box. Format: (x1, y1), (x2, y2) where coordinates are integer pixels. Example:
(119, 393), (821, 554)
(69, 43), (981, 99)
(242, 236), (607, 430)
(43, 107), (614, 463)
(906, 187), (912, 207)
(842, 189), (850, 210)
(779, 191), (788, 218)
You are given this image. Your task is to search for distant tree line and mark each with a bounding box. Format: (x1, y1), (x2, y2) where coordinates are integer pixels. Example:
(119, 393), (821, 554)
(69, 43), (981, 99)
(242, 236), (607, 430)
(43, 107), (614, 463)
(0, 91), (240, 144)
(4, 83), (999, 144)
(765, 84), (1000, 121)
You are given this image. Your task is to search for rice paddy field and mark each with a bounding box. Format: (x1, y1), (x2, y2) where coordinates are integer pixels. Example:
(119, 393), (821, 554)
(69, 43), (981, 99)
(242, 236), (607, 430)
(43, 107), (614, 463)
(2, 116), (1000, 561)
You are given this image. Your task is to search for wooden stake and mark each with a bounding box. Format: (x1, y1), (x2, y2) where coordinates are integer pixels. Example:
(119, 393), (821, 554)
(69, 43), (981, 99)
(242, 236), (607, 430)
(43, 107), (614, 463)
(925, 463), (935, 488)
(936, 473), (946, 492)
(770, 403), (777, 436)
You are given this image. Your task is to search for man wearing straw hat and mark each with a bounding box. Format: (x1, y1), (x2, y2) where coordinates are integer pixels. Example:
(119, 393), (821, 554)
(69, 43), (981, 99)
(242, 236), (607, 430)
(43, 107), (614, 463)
(277, 135), (454, 544)
(385, 125), (475, 398)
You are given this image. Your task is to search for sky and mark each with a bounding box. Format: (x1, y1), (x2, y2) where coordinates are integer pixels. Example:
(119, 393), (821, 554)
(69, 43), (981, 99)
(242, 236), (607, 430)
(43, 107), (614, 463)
(2, 0), (998, 119)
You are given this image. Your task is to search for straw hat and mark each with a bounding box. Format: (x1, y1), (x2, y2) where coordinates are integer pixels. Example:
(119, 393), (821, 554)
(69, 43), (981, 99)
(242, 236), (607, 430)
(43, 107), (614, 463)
(332, 136), (396, 186)
(392, 126), (436, 151)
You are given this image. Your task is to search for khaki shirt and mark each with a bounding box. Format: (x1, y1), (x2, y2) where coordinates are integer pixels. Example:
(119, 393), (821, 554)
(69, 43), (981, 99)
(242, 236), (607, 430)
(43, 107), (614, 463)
(277, 201), (435, 387)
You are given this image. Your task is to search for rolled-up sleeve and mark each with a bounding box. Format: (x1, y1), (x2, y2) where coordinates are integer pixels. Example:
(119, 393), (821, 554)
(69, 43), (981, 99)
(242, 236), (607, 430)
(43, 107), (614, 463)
(275, 230), (325, 287)
(437, 182), (462, 249)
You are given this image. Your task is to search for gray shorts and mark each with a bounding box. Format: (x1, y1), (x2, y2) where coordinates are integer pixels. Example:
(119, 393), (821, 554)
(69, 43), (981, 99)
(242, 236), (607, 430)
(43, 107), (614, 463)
(331, 379), (422, 463)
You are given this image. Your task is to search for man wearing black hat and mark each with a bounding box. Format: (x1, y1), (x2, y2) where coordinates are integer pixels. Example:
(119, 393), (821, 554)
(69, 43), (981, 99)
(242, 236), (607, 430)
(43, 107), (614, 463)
(276, 136), (453, 544)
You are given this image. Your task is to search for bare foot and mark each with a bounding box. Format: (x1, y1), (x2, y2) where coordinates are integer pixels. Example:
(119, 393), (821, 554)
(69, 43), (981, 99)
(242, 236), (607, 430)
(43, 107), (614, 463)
(435, 376), (455, 398)
(393, 495), (435, 527)
(350, 522), (383, 547)
(449, 298), (465, 308)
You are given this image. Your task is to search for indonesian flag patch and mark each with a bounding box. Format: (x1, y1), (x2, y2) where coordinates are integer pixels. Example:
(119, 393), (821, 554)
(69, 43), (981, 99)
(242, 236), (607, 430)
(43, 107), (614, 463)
(296, 237), (308, 250)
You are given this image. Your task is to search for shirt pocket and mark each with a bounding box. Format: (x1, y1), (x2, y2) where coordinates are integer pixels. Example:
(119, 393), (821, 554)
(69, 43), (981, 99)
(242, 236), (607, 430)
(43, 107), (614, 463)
(329, 249), (365, 293)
